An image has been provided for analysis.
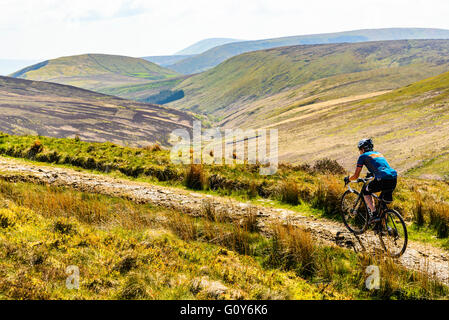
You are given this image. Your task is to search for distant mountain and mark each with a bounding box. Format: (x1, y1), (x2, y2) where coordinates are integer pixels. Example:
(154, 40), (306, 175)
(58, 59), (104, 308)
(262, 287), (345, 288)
(141, 55), (196, 67)
(167, 28), (449, 74)
(0, 59), (39, 76)
(10, 54), (180, 94)
(0, 76), (194, 146)
(175, 38), (242, 55)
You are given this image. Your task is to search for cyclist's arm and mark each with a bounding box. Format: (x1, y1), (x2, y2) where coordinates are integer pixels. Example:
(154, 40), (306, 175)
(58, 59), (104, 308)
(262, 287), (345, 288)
(350, 154), (365, 181)
(349, 166), (362, 181)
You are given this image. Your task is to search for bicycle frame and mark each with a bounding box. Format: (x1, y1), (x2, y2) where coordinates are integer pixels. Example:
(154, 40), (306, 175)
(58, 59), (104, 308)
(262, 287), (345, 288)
(346, 177), (373, 214)
(346, 177), (389, 222)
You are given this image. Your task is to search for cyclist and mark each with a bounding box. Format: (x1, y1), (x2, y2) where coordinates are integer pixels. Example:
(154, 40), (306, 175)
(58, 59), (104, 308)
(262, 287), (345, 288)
(344, 138), (397, 222)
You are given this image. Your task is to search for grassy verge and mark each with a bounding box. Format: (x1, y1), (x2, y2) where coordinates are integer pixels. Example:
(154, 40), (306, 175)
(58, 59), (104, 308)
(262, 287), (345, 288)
(0, 180), (447, 300)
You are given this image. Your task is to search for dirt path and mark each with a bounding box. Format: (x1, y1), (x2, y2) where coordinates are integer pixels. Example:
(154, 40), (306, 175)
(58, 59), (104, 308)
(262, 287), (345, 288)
(0, 156), (447, 283)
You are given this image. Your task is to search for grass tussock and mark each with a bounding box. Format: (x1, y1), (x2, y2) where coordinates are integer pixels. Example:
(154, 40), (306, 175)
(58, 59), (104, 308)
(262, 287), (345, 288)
(184, 164), (207, 190)
(313, 158), (347, 175)
(311, 176), (345, 216)
(278, 180), (300, 206)
(28, 140), (43, 158)
(144, 144), (162, 152)
(411, 190), (449, 238)
(267, 224), (316, 277)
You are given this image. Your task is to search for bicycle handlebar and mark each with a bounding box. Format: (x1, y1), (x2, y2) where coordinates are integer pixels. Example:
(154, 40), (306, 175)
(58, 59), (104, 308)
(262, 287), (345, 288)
(345, 176), (374, 186)
(354, 177), (374, 184)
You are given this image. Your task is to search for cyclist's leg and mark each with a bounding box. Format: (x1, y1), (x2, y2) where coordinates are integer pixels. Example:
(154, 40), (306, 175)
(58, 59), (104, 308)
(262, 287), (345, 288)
(364, 179), (385, 213)
(362, 181), (378, 213)
(379, 178), (397, 203)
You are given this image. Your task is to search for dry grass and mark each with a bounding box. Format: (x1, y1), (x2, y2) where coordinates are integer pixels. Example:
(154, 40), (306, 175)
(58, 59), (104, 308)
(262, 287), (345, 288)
(0, 179), (447, 300)
(144, 144), (162, 152)
(267, 224), (316, 277)
(184, 164), (207, 190)
(411, 190), (449, 238)
(166, 211), (198, 241)
(28, 139), (43, 158)
(201, 199), (218, 222)
(240, 206), (260, 233)
(311, 175), (345, 216)
(413, 191), (426, 227)
(0, 180), (155, 230)
(428, 203), (449, 238)
(359, 253), (448, 299)
(278, 180), (300, 206)
(313, 158), (347, 175)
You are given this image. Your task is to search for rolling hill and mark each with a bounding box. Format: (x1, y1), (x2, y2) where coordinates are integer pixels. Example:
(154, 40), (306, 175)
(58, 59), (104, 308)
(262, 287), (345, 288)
(167, 39), (449, 178)
(257, 70), (449, 179)
(169, 39), (449, 120)
(10, 54), (180, 96)
(0, 76), (194, 146)
(167, 28), (449, 74)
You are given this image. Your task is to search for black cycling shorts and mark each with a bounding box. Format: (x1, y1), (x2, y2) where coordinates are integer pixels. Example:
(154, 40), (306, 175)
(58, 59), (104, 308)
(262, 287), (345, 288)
(362, 178), (397, 202)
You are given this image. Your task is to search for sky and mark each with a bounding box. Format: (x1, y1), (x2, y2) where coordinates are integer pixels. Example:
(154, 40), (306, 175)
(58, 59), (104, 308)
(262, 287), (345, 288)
(1, 0), (449, 60)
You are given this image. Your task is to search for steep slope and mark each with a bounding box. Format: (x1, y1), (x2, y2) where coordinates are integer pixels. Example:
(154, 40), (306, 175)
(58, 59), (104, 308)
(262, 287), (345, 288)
(100, 77), (189, 103)
(168, 28), (449, 74)
(170, 40), (449, 120)
(175, 38), (242, 55)
(260, 70), (449, 178)
(0, 76), (193, 146)
(10, 54), (180, 95)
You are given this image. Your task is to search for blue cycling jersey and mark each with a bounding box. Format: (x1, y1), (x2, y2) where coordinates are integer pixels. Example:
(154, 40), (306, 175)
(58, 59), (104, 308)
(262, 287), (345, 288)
(357, 151), (397, 180)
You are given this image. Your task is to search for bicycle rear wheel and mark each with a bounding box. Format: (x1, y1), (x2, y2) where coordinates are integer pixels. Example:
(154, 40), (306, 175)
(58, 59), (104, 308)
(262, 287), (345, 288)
(378, 209), (408, 258)
(341, 190), (369, 234)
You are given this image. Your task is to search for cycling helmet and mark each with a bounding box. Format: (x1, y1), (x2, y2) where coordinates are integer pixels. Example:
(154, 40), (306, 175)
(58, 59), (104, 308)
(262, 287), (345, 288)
(357, 138), (373, 151)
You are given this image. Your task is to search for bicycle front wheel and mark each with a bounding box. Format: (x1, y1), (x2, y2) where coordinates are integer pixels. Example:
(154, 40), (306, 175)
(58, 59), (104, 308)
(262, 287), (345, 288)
(378, 209), (408, 258)
(341, 190), (369, 234)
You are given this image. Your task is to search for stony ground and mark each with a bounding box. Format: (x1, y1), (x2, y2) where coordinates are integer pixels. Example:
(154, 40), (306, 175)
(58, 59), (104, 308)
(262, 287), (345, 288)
(0, 156), (447, 284)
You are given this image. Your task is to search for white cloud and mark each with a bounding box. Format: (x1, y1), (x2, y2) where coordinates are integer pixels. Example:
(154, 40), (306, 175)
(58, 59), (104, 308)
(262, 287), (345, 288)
(0, 0), (448, 60)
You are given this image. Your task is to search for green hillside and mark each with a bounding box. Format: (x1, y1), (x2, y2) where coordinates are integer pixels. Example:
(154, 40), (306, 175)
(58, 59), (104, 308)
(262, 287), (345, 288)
(170, 40), (449, 120)
(0, 76), (194, 146)
(168, 28), (449, 74)
(255, 70), (449, 178)
(10, 54), (180, 97)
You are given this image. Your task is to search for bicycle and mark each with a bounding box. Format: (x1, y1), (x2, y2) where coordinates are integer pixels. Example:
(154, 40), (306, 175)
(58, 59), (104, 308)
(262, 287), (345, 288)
(341, 176), (408, 257)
